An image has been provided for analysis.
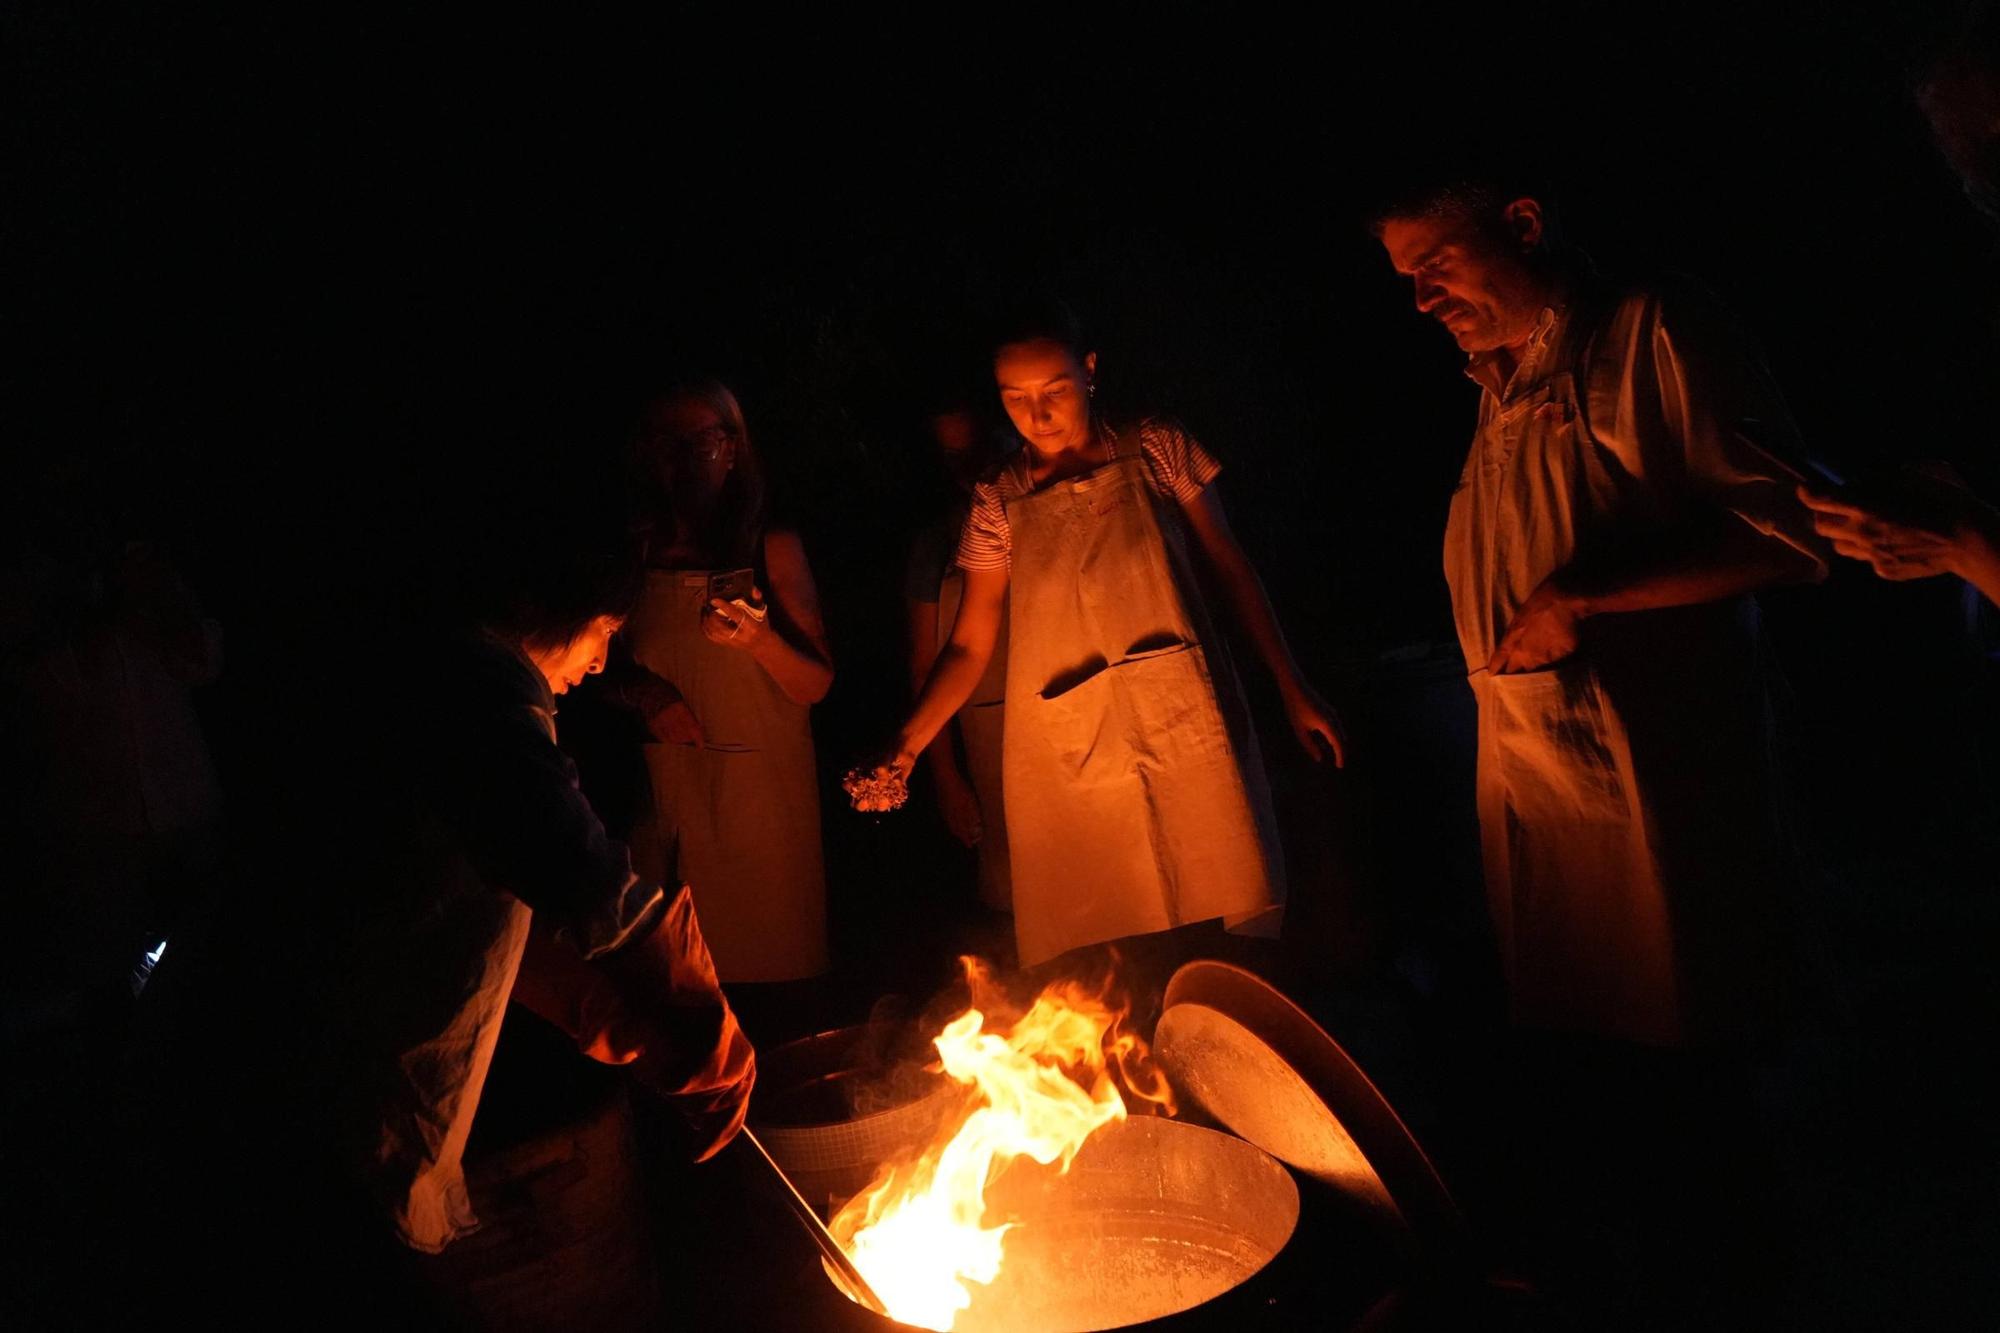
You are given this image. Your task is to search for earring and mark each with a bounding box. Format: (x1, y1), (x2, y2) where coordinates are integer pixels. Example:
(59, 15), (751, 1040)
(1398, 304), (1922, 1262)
(1087, 381), (1096, 398)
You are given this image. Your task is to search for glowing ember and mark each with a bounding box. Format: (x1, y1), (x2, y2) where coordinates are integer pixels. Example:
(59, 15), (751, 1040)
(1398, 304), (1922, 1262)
(829, 960), (1174, 1330)
(842, 767), (910, 812)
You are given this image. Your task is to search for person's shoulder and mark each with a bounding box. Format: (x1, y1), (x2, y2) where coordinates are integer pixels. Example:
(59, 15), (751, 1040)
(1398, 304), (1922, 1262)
(970, 457), (1019, 503)
(1120, 414), (1204, 465)
(464, 630), (549, 702)
(404, 630), (549, 743)
(1593, 271), (1744, 344)
(1126, 412), (1189, 444)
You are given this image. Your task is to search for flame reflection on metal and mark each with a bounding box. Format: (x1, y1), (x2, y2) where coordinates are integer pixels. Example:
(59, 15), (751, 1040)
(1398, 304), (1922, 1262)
(827, 1115), (1297, 1332)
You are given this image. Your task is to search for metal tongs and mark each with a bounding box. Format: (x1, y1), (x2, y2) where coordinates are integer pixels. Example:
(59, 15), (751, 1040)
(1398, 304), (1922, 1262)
(740, 1125), (892, 1318)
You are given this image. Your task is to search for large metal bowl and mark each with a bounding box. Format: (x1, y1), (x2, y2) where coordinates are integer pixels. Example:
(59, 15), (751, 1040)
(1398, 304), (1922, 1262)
(752, 1025), (965, 1212)
(828, 1115), (1299, 1332)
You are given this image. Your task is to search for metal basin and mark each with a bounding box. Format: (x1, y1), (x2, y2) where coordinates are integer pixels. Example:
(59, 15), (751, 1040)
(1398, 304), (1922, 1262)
(828, 1115), (1299, 1332)
(752, 1024), (965, 1212)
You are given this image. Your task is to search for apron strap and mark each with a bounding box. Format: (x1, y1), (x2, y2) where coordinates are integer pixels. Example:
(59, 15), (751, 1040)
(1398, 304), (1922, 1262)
(1100, 417), (1148, 474)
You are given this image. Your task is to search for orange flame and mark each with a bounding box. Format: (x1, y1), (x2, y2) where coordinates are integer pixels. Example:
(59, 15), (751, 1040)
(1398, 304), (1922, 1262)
(829, 959), (1175, 1330)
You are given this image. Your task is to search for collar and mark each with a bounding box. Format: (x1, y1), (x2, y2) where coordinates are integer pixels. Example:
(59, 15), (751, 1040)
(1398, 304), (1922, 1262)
(1463, 301), (1564, 400)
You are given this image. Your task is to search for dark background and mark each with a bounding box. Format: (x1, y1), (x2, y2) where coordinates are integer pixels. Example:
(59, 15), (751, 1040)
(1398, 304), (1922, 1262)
(9, 1), (1999, 1326)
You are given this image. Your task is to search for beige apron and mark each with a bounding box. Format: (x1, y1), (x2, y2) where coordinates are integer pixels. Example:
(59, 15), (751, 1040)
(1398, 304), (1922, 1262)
(624, 568), (829, 982)
(1446, 307), (1785, 1049)
(1002, 446), (1282, 968)
(935, 567), (1012, 910)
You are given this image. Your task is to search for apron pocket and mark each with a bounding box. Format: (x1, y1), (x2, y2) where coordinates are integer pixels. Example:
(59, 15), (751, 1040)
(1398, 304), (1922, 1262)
(1488, 662), (1629, 826)
(1033, 641), (1216, 776)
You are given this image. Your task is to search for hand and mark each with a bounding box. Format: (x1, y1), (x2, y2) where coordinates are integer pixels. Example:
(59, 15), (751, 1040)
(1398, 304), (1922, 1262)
(933, 769), (984, 846)
(646, 697), (706, 747)
(874, 748), (917, 783)
(671, 1021), (756, 1162)
(843, 747), (916, 812)
(1280, 680), (1348, 767)
(701, 590), (769, 652)
(1797, 478), (1987, 583)
(1488, 575), (1587, 675)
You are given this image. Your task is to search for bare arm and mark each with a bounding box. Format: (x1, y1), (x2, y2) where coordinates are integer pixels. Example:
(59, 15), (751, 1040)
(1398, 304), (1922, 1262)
(1179, 485), (1346, 764)
(906, 596), (968, 783)
(709, 530), (834, 706)
(1493, 286), (1830, 674)
(888, 564), (1008, 770)
(1800, 478), (2000, 610)
(1489, 515), (1824, 674)
(1571, 520), (1826, 614)
(907, 596), (943, 699)
(907, 592), (984, 844)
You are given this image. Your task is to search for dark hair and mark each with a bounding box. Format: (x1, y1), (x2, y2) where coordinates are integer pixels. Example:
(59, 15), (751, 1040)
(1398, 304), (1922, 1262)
(631, 378), (769, 570)
(1915, 4), (2000, 214)
(484, 516), (646, 657)
(986, 291), (1089, 361)
(1366, 165), (1566, 252)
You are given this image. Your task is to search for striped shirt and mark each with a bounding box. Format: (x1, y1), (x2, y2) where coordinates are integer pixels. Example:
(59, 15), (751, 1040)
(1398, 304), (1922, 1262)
(955, 416), (1221, 572)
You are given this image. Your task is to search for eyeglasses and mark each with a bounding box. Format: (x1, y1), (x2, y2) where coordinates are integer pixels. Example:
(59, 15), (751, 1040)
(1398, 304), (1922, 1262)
(672, 423), (735, 462)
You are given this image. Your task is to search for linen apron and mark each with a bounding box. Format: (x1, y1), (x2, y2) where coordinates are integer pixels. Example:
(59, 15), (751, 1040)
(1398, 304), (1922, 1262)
(935, 566), (1013, 910)
(1001, 447), (1282, 968)
(1446, 307), (1786, 1049)
(624, 569), (829, 982)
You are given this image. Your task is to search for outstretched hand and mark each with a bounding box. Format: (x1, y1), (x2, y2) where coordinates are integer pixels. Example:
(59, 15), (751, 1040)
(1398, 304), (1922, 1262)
(1797, 475), (1983, 583)
(843, 749), (916, 812)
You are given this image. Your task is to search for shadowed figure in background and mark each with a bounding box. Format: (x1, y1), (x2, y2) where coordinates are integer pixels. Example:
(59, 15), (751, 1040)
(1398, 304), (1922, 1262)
(1376, 171), (1829, 1323)
(871, 295), (1345, 989)
(0, 455), (226, 1328)
(124, 507), (755, 1326)
(607, 379), (834, 1035)
(1, 459), (225, 1042)
(903, 388), (1018, 931)
(1796, 11), (2000, 613)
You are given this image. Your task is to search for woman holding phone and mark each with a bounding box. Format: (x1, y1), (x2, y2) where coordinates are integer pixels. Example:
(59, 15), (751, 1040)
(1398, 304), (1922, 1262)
(617, 380), (833, 988)
(871, 298), (1345, 971)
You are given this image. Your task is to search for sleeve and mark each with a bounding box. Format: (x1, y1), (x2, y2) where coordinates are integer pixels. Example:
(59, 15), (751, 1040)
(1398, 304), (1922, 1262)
(954, 480), (1012, 572)
(1137, 417), (1223, 506)
(1610, 286), (1830, 572)
(446, 691), (666, 961)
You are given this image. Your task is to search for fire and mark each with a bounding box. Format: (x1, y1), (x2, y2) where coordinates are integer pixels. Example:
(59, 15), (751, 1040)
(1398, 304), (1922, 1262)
(829, 959), (1174, 1330)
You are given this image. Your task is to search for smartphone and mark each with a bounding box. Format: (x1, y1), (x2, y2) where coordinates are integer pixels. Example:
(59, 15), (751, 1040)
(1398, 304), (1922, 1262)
(707, 568), (756, 604)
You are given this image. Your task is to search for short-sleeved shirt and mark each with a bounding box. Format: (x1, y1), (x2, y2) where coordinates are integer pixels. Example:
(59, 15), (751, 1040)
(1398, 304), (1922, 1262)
(954, 417), (1221, 573)
(1451, 276), (1828, 668)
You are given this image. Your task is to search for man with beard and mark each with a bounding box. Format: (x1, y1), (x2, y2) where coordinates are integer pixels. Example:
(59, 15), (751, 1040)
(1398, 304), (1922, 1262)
(1375, 178), (1827, 1051)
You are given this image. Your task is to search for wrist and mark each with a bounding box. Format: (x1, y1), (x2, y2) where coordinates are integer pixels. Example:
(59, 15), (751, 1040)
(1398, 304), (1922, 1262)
(1549, 571), (1597, 620)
